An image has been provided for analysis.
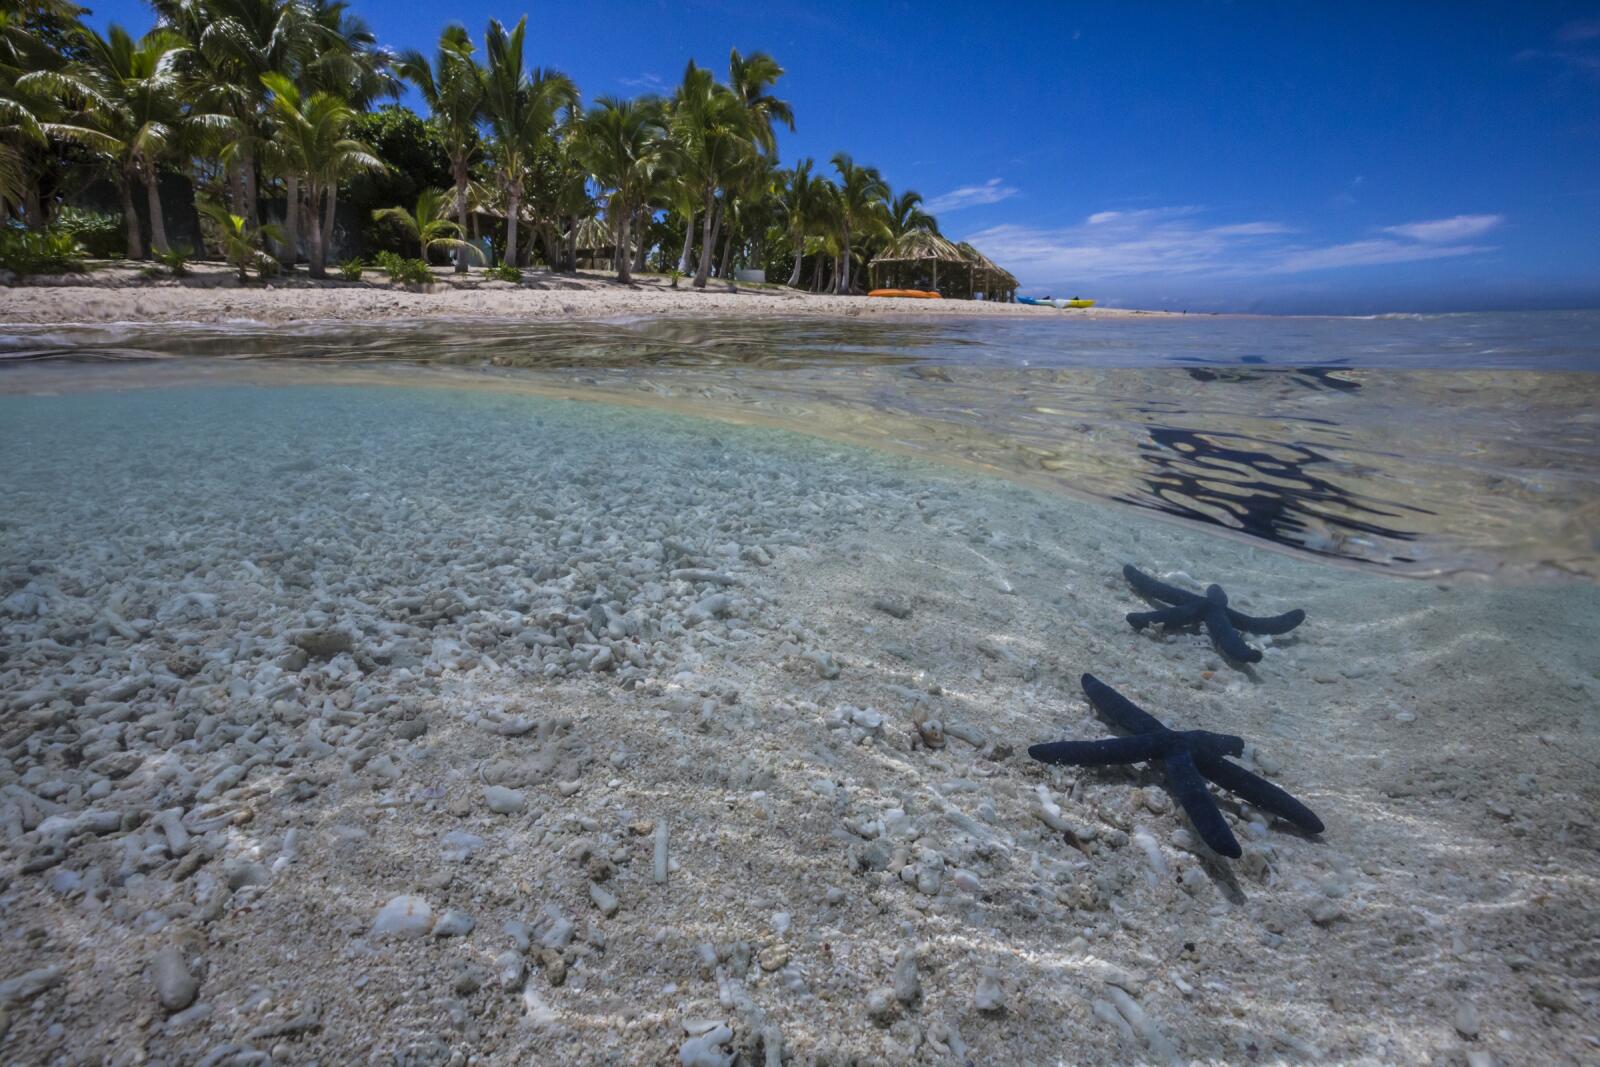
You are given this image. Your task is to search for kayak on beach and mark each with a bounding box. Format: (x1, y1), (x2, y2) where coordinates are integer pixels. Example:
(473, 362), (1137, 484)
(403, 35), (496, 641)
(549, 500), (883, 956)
(1020, 296), (1095, 308)
(868, 289), (942, 299)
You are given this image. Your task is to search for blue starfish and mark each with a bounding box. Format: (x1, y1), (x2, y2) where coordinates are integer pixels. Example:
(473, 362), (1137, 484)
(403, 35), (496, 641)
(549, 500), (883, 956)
(1029, 674), (1324, 859)
(1122, 563), (1306, 664)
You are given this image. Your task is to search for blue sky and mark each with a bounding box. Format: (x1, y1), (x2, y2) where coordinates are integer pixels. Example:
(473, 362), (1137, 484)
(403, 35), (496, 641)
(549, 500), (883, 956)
(87, 0), (1600, 312)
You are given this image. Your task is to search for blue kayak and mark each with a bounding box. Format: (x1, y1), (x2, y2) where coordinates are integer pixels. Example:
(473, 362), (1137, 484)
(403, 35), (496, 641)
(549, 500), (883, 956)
(1020, 296), (1095, 309)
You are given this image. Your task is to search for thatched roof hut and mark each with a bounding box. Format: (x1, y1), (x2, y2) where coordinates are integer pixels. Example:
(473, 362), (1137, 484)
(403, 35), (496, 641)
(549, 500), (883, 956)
(869, 231), (1017, 301)
(568, 215), (616, 268)
(955, 241), (1018, 302)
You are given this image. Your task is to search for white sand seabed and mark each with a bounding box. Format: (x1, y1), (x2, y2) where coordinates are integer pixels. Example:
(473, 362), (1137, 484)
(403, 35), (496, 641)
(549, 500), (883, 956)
(0, 358), (1596, 1065)
(0, 263), (1178, 326)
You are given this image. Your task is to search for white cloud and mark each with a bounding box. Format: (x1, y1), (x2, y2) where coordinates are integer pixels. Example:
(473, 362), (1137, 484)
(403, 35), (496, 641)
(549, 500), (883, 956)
(925, 178), (1018, 214)
(1381, 214), (1503, 242)
(1275, 238), (1491, 272)
(619, 72), (666, 91)
(959, 207), (1502, 287)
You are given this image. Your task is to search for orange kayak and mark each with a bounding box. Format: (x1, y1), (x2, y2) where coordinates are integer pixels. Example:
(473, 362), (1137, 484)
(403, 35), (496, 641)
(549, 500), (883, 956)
(868, 289), (942, 299)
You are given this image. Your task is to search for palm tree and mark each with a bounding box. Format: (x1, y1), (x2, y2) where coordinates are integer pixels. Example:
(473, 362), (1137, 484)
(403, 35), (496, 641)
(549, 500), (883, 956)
(779, 157), (823, 287)
(670, 60), (749, 288)
(1, 2), (109, 230)
(480, 17), (576, 268)
(200, 198), (281, 280)
(829, 152), (888, 294)
(371, 186), (479, 262)
(154, 0), (310, 229)
(887, 189), (938, 237)
(25, 26), (202, 258)
(578, 95), (665, 283)
(297, 0), (398, 262)
(396, 25), (481, 272)
(726, 48), (792, 156)
(261, 71), (382, 277)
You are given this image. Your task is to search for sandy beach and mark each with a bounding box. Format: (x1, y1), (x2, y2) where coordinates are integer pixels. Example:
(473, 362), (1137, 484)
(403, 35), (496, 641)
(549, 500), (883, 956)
(0, 264), (1174, 327)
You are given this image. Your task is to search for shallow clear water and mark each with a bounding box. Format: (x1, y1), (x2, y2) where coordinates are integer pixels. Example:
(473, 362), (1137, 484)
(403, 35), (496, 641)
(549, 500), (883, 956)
(4, 311), (1596, 581)
(2, 348), (1599, 1065)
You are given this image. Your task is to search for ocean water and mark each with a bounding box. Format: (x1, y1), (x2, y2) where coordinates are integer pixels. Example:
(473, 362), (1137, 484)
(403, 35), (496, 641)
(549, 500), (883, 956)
(4, 309), (1597, 580)
(1, 312), (1599, 1064)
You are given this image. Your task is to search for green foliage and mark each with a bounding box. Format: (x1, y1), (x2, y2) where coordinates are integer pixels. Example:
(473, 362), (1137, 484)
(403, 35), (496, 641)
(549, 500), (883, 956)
(486, 263), (522, 283)
(347, 105), (454, 255)
(338, 258), (364, 281)
(0, 227), (88, 275)
(54, 207), (124, 258)
(375, 250), (432, 284)
(199, 202), (281, 282)
(155, 244), (193, 276)
(668, 267), (683, 288)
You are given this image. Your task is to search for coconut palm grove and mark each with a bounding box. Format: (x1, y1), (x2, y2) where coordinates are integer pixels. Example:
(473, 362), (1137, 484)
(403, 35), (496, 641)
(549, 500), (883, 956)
(0, 0), (1017, 295)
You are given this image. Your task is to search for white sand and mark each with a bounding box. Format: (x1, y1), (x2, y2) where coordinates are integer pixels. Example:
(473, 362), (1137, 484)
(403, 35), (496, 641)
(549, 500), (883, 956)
(0, 262), (1173, 327)
(1, 373), (1595, 1066)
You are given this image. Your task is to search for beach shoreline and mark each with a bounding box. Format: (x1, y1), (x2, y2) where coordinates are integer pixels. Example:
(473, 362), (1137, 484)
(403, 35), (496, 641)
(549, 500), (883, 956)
(0, 262), (1182, 327)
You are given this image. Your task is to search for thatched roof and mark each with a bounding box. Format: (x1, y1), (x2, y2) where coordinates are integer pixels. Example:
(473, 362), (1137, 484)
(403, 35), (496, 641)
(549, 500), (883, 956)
(869, 229), (968, 265)
(956, 241), (1018, 287)
(567, 215), (612, 250)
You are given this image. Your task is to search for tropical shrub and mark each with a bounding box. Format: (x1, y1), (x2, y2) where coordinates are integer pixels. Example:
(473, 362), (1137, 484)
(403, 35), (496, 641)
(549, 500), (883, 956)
(338, 258), (364, 281)
(155, 245), (192, 276)
(199, 202), (282, 282)
(375, 251), (432, 284)
(486, 263), (522, 283)
(0, 227), (88, 275)
(54, 208), (125, 259)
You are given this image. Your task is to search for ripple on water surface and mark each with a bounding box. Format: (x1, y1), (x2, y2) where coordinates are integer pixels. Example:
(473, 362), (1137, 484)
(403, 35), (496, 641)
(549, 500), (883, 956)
(2, 312), (1597, 580)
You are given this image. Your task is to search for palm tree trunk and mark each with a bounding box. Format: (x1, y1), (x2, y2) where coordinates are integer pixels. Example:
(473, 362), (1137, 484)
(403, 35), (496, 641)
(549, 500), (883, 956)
(615, 199), (632, 283)
(284, 175), (300, 268)
(504, 192), (520, 266)
(837, 228), (852, 294)
(632, 206), (649, 273)
(692, 190), (717, 288)
(321, 180), (337, 264)
(677, 212), (695, 273)
(23, 176), (43, 232)
(453, 167), (470, 273)
(241, 143), (260, 229)
(564, 219), (577, 272)
(307, 184), (326, 279)
(786, 236), (803, 287)
(118, 174), (143, 260)
(718, 220), (734, 281)
(144, 171), (170, 255)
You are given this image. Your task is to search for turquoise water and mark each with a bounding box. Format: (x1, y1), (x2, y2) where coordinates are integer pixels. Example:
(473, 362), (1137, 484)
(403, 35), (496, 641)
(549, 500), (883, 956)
(4, 311), (1596, 580)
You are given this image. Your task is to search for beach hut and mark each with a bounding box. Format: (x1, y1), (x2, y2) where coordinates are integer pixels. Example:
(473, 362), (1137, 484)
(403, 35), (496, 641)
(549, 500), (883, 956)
(868, 231), (1018, 300)
(868, 231), (969, 297)
(955, 242), (1019, 303)
(568, 215), (616, 269)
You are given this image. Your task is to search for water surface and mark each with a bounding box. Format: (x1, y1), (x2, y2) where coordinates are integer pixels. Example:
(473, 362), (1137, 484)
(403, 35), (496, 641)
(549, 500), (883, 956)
(3, 310), (1596, 580)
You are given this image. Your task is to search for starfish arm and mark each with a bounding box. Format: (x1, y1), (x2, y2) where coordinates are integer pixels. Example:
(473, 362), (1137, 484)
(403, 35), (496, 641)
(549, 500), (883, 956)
(1080, 674), (1166, 735)
(1164, 749), (1242, 858)
(1126, 603), (1204, 632)
(1122, 564), (1204, 607)
(1196, 755), (1325, 836)
(1178, 729), (1246, 761)
(1202, 604), (1263, 663)
(1029, 734), (1177, 766)
(1225, 607), (1306, 636)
